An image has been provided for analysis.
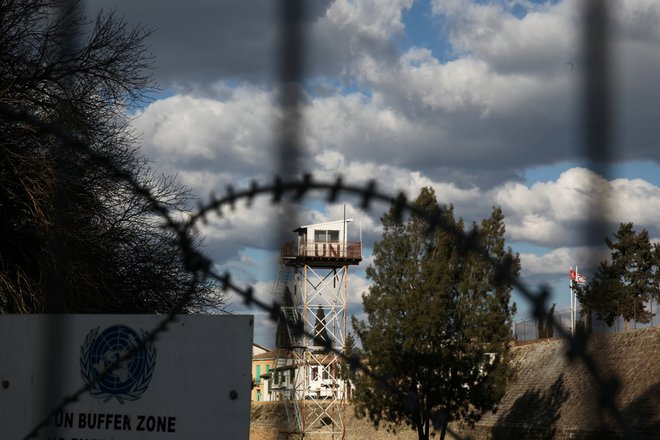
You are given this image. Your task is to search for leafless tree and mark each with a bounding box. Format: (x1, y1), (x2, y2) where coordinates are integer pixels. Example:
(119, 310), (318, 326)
(0, 0), (224, 313)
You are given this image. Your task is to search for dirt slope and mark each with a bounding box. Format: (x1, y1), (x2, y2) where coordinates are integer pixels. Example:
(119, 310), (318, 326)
(251, 327), (659, 439)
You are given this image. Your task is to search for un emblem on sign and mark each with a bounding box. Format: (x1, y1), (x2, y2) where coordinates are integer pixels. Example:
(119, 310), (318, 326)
(80, 325), (157, 404)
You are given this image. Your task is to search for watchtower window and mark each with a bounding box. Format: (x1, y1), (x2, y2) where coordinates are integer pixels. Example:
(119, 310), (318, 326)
(314, 230), (339, 242)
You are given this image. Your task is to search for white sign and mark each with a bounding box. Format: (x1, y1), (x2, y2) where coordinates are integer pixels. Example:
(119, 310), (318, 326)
(0, 314), (253, 439)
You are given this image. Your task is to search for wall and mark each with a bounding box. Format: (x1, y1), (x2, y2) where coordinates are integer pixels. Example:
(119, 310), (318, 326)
(252, 356), (276, 402)
(250, 327), (659, 439)
(465, 326), (659, 439)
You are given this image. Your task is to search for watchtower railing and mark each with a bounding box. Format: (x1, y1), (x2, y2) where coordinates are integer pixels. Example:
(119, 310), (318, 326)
(281, 241), (362, 260)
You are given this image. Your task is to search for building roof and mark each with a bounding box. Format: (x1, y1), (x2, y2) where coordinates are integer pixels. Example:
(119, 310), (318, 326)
(293, 219), (353, 233)
(253, 348), (289, 361)
(252, 342), (271, 355)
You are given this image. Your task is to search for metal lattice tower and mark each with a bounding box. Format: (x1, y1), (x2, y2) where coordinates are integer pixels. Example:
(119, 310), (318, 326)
(272, 219), (361, 439)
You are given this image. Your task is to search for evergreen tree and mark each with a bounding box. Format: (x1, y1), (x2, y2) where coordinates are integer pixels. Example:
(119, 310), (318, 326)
(341, 332), (360, 374)
(537, 303), (555, 339)
(352, 188), (519, 440)
(340, 332), (361, 399)
(537, 315), (546, 339)
(313, 306), (329, 349)
(276, 285), (296, 348)
(546, 303), (555, 338)
(577, 223), (660, 328)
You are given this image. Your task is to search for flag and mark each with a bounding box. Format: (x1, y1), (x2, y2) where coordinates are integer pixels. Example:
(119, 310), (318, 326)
(569, 269), (586, 284)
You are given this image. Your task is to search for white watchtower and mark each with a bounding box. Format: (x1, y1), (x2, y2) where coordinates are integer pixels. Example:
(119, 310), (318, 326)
(271, 218), (361, 439)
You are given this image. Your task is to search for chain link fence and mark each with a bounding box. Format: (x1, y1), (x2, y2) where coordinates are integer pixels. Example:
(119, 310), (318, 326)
(1, 0), (656, 439)
(513, 300), (660, 342)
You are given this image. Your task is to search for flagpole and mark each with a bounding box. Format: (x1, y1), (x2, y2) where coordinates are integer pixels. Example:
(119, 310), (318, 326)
(570, 266), (574, 336)
(575, 265), (579, 333)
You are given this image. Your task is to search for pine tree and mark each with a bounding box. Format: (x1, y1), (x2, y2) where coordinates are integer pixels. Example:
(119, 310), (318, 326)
(339, 332), (353, 381)
(340, 332), (361, 398)
(313, 306), (329, 350)
(276, 286), (296, 348)
(537, 303), (555, 339)
(537, 316), (546, 339)
(577, 223), (660, 329)
(546, 303), (556, 338)
(352, 188), (519, 440)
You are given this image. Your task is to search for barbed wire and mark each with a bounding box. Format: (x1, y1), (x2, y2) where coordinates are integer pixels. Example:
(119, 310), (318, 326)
(185, 175), (634, 439)
(2, 0), (639, 438)
(2, 96), (633, 437)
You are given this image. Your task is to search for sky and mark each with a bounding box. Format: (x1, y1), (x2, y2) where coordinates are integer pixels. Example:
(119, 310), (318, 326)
(84, 0), (660, 346)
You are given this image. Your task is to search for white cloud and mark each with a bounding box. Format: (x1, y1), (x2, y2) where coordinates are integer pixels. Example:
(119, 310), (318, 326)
(132, 90), (275, 178)
(327, 0), (413, 40)
(311, 154), (481, 205)
(131, 87), (304, 202)
(127, 0), (660, 192)
(491, 167), (660, 247)
(519, 245), (608, 280)
(431, 0), (578, 73)
(192, 198), (298, 266)
(109, 1), (660, 338)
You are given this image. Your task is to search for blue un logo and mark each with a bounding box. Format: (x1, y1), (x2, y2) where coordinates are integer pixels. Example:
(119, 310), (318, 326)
(80, 325), (157, 404)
